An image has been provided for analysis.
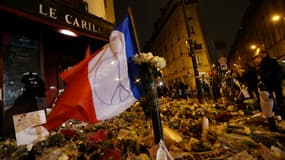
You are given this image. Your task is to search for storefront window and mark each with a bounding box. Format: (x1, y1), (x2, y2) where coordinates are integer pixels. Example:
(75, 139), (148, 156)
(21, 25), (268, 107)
(3, 35), (40, 110)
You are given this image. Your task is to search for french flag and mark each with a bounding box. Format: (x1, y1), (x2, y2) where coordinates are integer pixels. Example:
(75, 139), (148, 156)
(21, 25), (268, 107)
(43, 15), (141, 131)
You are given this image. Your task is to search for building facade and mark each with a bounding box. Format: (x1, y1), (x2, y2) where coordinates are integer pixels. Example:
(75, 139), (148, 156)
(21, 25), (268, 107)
(229, 0), (285, 67)
(0, 0), (115, 137)
(146, 0), (211, 92)
(85, 0), (115, 24)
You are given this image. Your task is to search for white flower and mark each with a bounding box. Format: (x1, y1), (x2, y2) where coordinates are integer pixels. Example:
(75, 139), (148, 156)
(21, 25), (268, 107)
(156, 57), (166, 69)
(141, 52), (153, 63)
(150, 56), (160, 65)
(133, 52), (166, 69)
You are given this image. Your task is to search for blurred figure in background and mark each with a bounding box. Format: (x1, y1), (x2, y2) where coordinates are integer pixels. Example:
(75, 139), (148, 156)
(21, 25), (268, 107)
(242, 62), (260, 110)
(3, 72), (46, 138)
(210, 68), (221, 102)
(201, 75), (210, 100)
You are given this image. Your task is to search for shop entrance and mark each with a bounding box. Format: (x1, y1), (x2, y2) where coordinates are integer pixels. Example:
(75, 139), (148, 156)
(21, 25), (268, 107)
(0, 11), (106, 138)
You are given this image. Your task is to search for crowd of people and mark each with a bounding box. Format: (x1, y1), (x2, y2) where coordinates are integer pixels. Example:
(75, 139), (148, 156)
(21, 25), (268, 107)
(157, 50), (285, 131)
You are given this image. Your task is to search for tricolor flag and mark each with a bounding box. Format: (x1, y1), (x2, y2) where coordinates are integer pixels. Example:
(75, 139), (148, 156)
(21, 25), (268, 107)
(43, 15), (141, 131)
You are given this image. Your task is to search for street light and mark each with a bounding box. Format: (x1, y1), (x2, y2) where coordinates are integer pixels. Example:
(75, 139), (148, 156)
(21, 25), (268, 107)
(58, 29), (78, 37)
(271, 14), (282, 22)
(250, 43), (261, 56)
(250, 44), (257, 50)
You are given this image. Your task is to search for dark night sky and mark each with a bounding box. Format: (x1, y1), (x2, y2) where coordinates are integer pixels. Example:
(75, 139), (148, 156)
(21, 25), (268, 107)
(114, 0), (166, 48)
(114, 0), (249, 61)
(199, 0), (250, 62)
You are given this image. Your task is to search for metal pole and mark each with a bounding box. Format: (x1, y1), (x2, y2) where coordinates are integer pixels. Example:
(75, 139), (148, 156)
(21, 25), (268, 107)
(128, 8), (163, 144)
(181, 0), (202, 102)
(146, 66), (163, 144)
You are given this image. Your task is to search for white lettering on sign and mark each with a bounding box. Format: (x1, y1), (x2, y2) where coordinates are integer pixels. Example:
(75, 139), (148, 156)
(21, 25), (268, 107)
(49, 7), (57, 19)
(65, 14), (73, 24)
(65, 14), (102, 33)
(81, 20), (87, 30)
(39, 3), (106, 34)
(72, 17), (80, 27)
(38, 4), (47, 16)
(38, 3), (57, 20)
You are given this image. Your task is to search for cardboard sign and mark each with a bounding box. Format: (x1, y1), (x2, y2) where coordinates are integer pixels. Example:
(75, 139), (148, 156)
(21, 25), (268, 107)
(13, 110), (49, 145)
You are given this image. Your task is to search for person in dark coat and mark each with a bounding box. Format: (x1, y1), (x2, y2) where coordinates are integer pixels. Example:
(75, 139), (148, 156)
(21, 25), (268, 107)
(210, 68), (221, 101)
(255, 50), (283, 131)
(201, 75), (210, 98)
(258, 50), (284, 117)
(242, 62), (260, 110)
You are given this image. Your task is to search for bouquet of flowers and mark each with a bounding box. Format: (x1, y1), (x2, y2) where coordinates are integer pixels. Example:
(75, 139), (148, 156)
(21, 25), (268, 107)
(133, 52), (166, 70)
(132, 52), (167, 110)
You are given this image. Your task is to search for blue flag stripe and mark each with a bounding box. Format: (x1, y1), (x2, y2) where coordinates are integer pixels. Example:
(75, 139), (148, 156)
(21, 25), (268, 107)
(115, 15), (141, 99)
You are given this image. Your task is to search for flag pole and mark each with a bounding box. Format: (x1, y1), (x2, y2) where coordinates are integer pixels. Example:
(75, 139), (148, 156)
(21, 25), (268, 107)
(127, 7), (164, 144)
(127, 8), (141, 53)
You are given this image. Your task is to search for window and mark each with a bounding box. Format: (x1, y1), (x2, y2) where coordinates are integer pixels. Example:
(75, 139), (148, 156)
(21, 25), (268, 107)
(177, 33), (180, 41)
(181, 60), (185, 69)
(196, 54), (202, 65)
(190, 24), (195, 34)
(104, 0), (107, 8)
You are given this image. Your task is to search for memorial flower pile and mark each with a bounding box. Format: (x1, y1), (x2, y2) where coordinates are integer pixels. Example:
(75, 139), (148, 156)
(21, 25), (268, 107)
(1, 98), (285, 159)
(2, 51), (285, 159)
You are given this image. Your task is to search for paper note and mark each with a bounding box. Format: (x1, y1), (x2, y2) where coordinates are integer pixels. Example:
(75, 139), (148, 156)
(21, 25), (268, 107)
(13, 110), (49, 145)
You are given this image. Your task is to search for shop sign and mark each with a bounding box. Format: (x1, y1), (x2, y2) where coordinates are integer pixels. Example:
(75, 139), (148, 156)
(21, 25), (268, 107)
(1, 0), (113, 38)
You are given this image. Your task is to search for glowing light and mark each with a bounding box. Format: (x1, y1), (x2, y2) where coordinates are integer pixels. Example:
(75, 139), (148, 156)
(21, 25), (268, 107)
(271, 14), (281, 22)
(49, 86), (56, 89)
(135, 78), (141, 83)
(250, 45), (257, 50)
(254, 48), (261, 57)
(58, 29), (78, 37)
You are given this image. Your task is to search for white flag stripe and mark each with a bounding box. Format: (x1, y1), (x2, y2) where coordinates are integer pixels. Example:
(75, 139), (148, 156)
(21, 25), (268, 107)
(88, 30), (136, 120)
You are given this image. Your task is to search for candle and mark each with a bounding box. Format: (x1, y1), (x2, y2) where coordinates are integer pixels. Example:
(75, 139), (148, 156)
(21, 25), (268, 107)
(201, 116), (209, 141)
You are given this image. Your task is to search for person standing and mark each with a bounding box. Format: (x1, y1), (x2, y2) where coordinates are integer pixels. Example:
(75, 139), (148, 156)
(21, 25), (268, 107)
(255, 50), (283, 131)
(242, 62), (260, 110)
(210, 68), (221, 102)
(201, 75), (210, 99)
(258, 50), (284, 118)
